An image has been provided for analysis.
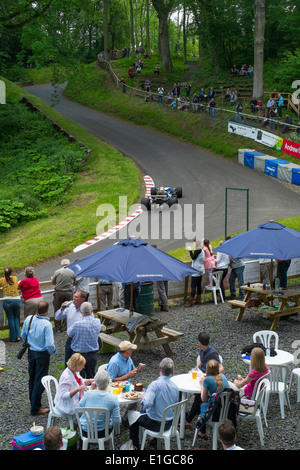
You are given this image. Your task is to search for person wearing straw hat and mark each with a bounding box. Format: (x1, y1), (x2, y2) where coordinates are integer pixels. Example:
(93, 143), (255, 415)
(106, 340), (145, 383)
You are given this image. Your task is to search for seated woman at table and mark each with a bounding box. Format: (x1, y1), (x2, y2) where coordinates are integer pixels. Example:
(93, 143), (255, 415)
(197, 359), (229, 440)
(106, 340), (146, 382)
(229, 347), (269, 397)
(55, 353), (95, 422)
(78, 369), (121, 441)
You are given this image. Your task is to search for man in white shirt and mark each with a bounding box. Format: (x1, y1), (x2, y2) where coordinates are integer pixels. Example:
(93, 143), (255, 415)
(55, 290), (87, 366)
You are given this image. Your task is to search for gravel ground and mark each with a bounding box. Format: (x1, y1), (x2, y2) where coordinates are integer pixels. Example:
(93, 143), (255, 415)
(1, 294), (300, 452)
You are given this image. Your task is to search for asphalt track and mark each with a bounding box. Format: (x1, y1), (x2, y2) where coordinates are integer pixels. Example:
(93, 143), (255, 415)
(23, 83), (300, 281)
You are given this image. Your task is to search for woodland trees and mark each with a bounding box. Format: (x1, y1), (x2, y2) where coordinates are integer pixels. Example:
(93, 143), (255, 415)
(0, 0), (299, 95)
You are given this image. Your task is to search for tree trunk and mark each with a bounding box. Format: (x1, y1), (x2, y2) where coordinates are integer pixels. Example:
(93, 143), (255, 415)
(103, 0), (108, 58)
(129, 0), (135, 58)
(152, 0), (175, 71)
(146, 0), (150, 50)
(183, 2), (187, 65)
(253, 0), (265, 98)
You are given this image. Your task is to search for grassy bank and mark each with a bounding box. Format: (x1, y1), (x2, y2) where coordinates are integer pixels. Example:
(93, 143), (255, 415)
(0, 78), (141, 270)
(64, 61), (290, 162)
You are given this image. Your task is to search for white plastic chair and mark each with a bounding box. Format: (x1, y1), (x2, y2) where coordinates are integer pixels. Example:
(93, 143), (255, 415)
(97, 363), (108, 372)
(202, 271), (224, 305)
(192, 390), (233, 450)
(41, 375), (75, 430)
(289, 368), (300, 402)
(249, 371), (270, 426)
(265, 365), (291, 419)
(74, 407), (115, 450)
(140, 399), (187, 450)
(238, 377), (269, 446)
(253, 330), (279, 350)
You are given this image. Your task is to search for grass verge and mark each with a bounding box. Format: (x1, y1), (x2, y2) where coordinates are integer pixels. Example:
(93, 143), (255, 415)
(0, 77), (141, 270)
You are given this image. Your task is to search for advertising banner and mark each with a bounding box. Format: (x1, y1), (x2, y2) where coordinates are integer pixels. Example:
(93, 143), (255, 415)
(255, 129), (283, 151)
(282, 139), (300, 159)
(228, 121), (257, 140)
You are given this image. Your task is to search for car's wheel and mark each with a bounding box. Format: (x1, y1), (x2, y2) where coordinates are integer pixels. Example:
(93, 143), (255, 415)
(151, 187), (157, 195)
(168, 196), (178, 207)
(175, 186), (182, 198)
(141, 197), (151, 210)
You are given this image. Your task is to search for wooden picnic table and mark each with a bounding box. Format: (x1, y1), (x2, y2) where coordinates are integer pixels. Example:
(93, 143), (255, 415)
(228, 285), (300, 331)
(97, 308), (183, 355)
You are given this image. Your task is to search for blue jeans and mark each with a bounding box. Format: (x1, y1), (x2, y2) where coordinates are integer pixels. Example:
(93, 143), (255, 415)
(3, 299), (21, 341)
(229, 266), (245, 297)
(235, 112), (241, 123)
(158, 95), (163, 105)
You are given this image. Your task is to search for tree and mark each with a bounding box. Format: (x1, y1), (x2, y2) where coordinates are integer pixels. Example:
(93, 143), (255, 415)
(0, 0), (54, 29)
(253, 0), (266, 98)
(151, 0), (175, 71)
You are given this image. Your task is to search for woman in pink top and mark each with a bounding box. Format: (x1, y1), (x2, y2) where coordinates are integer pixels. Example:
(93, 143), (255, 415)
(18, 266), (43, 318)
(202, 238), (215, 285)
(230, 347), (269, 397)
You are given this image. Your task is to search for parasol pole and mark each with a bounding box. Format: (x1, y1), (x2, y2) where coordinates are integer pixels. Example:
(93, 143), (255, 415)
(271, 259), (274, 289)
(129, 282), (133, 317)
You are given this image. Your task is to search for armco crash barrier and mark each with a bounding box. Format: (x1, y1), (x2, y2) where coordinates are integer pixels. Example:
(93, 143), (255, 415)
(238, 149), (300, 186)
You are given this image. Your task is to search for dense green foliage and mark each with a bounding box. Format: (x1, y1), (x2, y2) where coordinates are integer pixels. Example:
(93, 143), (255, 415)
(0, 93), (86, 231)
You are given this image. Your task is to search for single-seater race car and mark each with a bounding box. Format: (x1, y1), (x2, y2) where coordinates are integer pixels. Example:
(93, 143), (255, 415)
(141, 186), (182, 210)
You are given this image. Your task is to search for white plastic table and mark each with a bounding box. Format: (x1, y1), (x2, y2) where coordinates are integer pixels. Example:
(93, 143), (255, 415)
(110, 387), (142, 434)
(171, 372), (203, 439)
(242, 349), (294, 373)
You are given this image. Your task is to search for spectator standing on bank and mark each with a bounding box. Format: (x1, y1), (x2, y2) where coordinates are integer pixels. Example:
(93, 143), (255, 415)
(157, 86), (164, 106)
(277, 93), (284, 118)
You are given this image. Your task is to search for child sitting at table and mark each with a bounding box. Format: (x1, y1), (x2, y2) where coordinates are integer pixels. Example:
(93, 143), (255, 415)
(229, 347), (269, 397)
(197, 359), (229, 440)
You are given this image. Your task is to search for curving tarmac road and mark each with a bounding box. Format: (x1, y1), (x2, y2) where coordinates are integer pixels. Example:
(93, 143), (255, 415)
(23, 83), (300, 281)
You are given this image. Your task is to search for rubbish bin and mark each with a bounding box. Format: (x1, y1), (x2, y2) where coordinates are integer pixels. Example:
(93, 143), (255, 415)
(137, 282), (154, 315)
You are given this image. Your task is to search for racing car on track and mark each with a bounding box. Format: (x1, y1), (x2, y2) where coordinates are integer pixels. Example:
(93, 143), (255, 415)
(141, 186), (182, 210)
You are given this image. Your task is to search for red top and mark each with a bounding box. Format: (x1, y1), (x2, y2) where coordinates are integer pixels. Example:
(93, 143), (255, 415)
(18, 277), (42, 301)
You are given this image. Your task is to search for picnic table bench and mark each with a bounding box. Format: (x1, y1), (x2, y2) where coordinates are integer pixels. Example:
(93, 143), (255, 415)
(98, 309), (183, 355)
(228, 285), (300, 330)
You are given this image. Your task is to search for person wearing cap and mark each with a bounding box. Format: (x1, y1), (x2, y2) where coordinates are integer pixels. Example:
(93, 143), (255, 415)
(51, 259), (75, 331)
(106, 340), (145, 382)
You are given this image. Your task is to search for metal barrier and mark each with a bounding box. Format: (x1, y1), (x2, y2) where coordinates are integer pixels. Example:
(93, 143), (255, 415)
(97, 56), (300, 135)
(1, 258), (300, 329)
